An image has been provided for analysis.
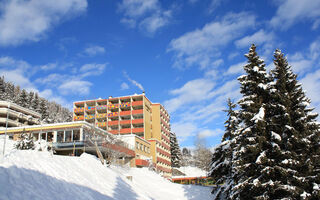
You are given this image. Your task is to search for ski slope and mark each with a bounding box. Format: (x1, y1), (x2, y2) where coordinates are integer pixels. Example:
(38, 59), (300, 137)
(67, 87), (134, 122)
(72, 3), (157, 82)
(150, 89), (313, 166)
(0, 138), (212, 200)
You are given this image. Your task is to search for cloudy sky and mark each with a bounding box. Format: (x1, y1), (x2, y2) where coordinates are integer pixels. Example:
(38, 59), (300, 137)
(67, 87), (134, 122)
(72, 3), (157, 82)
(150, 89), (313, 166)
(0, 0), (320, 148)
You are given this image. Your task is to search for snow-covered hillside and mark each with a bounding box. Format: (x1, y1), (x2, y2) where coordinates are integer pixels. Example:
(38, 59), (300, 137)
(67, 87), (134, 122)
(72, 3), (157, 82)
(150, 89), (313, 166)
(0, 138), (212, 200)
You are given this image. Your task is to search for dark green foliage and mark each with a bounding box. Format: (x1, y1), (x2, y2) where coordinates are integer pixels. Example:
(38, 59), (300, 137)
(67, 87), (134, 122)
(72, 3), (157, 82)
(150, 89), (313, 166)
(15, 133), (35, 150)
(18, 89), (28, 108)
(0, 76), (5, 100)
(170, 132), (182, 168)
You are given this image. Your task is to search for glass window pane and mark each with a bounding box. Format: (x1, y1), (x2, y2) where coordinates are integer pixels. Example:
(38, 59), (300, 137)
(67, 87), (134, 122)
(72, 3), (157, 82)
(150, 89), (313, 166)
(57, 131), (64, 142)
(65, 130), (72, 142)
(73, 129), (80, 141)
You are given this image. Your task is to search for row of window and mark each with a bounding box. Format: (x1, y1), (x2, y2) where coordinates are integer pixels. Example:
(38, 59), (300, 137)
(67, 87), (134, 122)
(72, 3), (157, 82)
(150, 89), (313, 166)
(136, 141), (150, 154)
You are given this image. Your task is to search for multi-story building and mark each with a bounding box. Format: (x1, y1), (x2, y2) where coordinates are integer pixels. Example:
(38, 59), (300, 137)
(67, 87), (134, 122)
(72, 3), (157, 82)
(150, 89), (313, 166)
(73, 93), (172, 177)
(0, 101), (41, 128)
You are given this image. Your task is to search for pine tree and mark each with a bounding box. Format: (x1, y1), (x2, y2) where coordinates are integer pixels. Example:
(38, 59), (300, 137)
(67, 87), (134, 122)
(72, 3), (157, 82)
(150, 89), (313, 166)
(230, 44), (279, 199)
(40, 98), (49, 123)
(27, 91), (34, 109)
(13, 85), (20, 104)
(0, 76), (5, 100)
(32, 93), (40, 112)
(170, 132), (182, 168)
(271, 49), (320, 199)
(210, 98), (239, 200)
(5, 82), (15, 102)
(17, 89), (28, 108)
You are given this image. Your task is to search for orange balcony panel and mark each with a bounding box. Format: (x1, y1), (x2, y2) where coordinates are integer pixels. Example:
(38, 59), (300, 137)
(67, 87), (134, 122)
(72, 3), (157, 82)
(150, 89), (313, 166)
(132, 109), (143, 115)
(109, 130), (119, 134)
(120, 128), (131, 134)
(132, 101), (143, 106)
(132, 128), (144, 133)
(120, 111), (131, 116)
(120, 120), (131, 125)
(135, 159), (149, 167)
(132, 119), (143, 124)
(108, 121), (119, 126)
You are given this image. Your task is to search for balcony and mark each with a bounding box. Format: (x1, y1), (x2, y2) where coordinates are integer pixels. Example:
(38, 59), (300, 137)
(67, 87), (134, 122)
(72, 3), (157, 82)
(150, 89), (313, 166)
(96, 122), (107, 127)
(108, 112), (118, 117)
(132, 101), (143, 107)
(74, 108), (84, 113)
(96, 113), (107, 119)
(120, 128), (131, 134)
(120, 102), (131, 108)
(132, 127), (144, 133)
(135, 159), (149, 167)
(74, 115), (84, 121)
(108, 104), (119, 109)
(132, 109), (143, 115)
(108, 121), (119, 126)
(120, 120), (131, 125)
(109, 130), (119, 134)
(96, 105), (107, 111)
(120, 110), (131, 116)
(132, 118), (143, 124)
(85, 114), (95, 120)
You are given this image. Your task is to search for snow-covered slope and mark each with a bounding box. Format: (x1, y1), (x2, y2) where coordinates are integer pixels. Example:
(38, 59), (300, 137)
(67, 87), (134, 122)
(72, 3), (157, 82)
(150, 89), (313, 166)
(0, 138), (212, 200)
(173, 166), (207, 178)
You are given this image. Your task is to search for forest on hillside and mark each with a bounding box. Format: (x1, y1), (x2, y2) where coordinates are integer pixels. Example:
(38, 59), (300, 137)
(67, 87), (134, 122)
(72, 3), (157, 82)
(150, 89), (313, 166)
(0, 76), (72, 123)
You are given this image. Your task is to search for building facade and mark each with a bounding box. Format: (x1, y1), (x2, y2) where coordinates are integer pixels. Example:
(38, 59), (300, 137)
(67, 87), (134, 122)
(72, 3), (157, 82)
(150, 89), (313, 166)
(0, 101), (41, 128)
(73, 93), (172, 177)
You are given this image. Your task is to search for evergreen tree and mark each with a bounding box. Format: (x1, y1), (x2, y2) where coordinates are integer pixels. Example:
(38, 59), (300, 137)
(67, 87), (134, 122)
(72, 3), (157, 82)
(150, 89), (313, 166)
(170, 132), (182, 168)
(40, 98), (49, 123)
(27, 91), (34, 109)
(210, 98), (238, 200)
(230, 44), (279, 199)
(32, 93), (40, 112)
(14, 85), (21, 104)
(270, 49), (320, 199)
(0, 76), (5, 100)
(17, 89), (28, 108)
(5, 82), (15, 102)
(193, 137), (212, 171)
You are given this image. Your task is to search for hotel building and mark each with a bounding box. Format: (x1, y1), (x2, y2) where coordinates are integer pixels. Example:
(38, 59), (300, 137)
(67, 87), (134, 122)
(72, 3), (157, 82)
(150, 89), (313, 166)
(0, 101), (41, 128)
(73, 93), (172, 177)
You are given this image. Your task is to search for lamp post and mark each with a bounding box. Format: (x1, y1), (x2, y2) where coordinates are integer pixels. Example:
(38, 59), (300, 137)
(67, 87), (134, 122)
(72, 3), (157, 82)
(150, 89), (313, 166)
(2, 102), (10, 158)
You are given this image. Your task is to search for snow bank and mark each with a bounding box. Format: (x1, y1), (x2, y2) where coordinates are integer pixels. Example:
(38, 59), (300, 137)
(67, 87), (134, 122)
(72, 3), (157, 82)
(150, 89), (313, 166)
(173, 166), (207, 178)
(0, 138), (212, 200)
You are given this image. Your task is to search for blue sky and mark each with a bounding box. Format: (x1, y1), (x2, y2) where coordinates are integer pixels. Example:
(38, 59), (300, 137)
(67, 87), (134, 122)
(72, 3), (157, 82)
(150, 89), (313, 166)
(0, 0), (320, 149)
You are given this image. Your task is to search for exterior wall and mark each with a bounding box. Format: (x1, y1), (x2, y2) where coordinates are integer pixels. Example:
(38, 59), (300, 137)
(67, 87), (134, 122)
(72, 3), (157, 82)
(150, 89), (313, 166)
(0, 101), (41, 128)
(151, 104), (161, 141)
(143, 97), (152, 140)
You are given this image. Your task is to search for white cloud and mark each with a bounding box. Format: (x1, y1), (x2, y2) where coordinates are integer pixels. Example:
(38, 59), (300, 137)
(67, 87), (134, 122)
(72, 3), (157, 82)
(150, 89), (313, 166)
(123, 71), (144, 91)
(235, 29), (275, 48)
(198, 128), (224, 139)
(0, 0), (87, 46)
(118, 0), (172, 34)
(164, 79), (215, 113)
(270, 0), (320, 30)
(83, 45), (106, 56)
(171, 122), (197, 142)
(167, 12), (256, 70)
(224, 61), (246, 75)
(208, 0), (223, 13)
(59, 80), (92, 95)
(121, 82), (129, 90)
(79, 63), (107, 78)
(39, 63), (58, 71)
(139, 10), (171, 34)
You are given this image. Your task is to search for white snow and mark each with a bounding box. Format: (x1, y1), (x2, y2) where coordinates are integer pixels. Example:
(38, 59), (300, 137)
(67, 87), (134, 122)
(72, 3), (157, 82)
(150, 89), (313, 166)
(271, 131), (282, 141)
(256, 151), (266, 164)
(173, 166), (207, 178)
(0, 138), (212, 200)
(252, 107), (265, 122)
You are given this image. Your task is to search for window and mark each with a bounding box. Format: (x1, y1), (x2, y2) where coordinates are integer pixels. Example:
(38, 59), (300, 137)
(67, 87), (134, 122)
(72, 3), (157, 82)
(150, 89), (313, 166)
(65, 130), (72, 142)
(73, 129), (80, 141)
(57, 131), (64, 142)
(136, 142), (139, 149)
(47, 132), (53, 142)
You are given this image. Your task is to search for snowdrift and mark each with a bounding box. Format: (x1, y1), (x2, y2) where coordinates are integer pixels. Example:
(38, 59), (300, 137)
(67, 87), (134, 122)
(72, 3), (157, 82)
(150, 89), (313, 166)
(0, 138), (212, 200)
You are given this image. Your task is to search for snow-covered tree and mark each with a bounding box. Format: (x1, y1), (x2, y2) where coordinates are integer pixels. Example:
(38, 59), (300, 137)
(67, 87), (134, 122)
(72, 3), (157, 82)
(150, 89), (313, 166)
(15, 132), (35, 150)
(210, 99), (239, 200)
(27, 91), (34, 109)
(17, 89), (28, 108)
(40, 98), (49, 123)
(270, 49), (320, 199)
(32, 92), (40, 112)
(13, 85), (21, 104)
(181, 147), (192, 166)
(230, 44), (280, 199)
(170, 132), (182, 168)
(5, 82), (15, 102)
(193, 137), (212, 172)
(0, 76), (5, 100)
